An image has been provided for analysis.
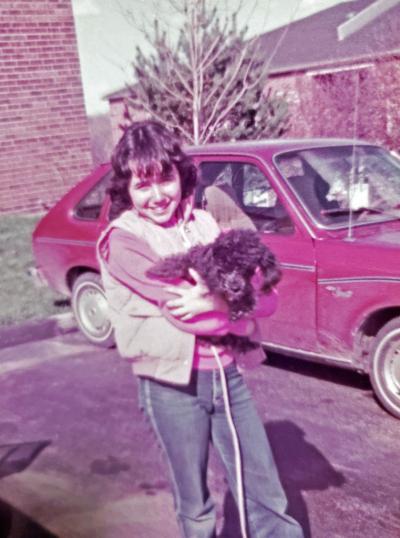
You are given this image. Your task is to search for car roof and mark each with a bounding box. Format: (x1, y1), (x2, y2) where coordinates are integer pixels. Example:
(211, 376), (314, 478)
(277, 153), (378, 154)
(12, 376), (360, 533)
(97, 138), (375, 169)
(186, 138), (371, 156)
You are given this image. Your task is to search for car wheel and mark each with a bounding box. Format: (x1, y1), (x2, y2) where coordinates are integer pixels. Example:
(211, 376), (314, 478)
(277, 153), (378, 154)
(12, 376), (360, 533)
(370, 317), (400, 419)
(71, 272), (114, 347)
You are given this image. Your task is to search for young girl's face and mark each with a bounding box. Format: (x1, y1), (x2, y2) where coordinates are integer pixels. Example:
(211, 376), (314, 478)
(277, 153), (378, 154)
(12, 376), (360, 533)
(128, 162), (182, 225)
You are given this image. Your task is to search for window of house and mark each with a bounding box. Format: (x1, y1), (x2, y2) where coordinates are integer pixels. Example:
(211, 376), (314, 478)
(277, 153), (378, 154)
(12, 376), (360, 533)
(74, 171), (112, 221)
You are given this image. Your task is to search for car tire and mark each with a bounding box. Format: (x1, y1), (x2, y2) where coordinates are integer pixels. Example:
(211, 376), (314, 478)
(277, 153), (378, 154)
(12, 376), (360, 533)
(71, 272), (115, 348)
(370, 317), (400, 419)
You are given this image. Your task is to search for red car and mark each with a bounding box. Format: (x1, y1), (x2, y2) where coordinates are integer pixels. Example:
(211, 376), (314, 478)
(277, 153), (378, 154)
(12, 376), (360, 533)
(32, 139), (400, 419)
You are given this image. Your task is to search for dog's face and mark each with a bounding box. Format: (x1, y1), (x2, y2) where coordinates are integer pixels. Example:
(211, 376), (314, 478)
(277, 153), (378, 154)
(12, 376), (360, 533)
(205, 234), (257, 302)
(216, 266), (249, 302)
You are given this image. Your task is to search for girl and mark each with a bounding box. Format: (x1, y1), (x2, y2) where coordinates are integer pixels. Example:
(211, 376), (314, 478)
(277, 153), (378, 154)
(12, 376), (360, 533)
(97, 120), (303, 538)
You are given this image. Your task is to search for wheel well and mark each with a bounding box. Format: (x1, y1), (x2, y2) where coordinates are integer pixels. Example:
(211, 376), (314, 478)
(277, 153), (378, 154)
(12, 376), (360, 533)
(66, 267), (99, 291)
(360, 308), (400, 338)
(355, 307), (400, 370)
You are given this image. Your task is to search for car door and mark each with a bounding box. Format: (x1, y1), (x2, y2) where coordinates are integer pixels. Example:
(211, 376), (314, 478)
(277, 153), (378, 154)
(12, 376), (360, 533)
(67, 167), (113, 271)
(196, 156), (318, 353)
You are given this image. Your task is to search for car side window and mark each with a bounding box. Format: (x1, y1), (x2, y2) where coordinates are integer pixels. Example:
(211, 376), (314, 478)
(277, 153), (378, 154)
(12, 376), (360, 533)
(242, 165), (278, 208)
(198, 161), (293, 234)
(74, 171), (112, 221)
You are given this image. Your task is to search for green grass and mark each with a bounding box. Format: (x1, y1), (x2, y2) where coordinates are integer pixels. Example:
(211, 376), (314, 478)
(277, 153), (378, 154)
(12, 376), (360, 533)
(0, 214), (70, 327)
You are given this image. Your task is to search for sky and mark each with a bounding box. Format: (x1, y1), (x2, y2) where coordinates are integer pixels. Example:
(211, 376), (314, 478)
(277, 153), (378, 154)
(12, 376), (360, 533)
(71, 0), (349, 116)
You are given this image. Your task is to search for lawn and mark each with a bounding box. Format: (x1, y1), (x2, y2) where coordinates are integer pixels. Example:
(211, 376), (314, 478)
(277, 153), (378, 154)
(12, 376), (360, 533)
(0, 214), (69, 327)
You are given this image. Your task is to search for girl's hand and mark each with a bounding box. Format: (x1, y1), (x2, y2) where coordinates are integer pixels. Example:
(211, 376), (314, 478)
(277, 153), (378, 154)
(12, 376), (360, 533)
(165, 269), (228, 321)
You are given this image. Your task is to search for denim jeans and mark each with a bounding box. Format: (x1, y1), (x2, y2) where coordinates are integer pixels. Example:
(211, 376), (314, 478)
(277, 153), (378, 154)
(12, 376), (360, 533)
(138, 363), (303, 538)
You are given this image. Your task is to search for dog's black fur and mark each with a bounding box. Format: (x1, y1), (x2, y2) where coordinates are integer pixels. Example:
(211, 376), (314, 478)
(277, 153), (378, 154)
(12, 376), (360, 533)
(146, 229), (281, 352)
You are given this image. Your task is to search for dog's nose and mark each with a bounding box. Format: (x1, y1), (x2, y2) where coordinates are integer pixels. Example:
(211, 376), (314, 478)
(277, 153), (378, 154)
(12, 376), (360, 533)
(224, 273), (246, 297)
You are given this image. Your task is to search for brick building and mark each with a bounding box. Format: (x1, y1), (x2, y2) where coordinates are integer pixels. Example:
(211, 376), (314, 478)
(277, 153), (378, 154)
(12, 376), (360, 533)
(105, 0), (400, 151)
(0, 0), (93, 214)
(262, 0), (400, 150)
(104, 87), (131, 148)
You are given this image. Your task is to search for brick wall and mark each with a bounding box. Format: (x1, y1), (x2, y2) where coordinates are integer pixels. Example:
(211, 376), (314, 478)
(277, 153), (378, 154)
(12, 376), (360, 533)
(268, 75), (315, 138)
(0, 0), (93, 214)
(109, 99), (126, 147)
(269, 58), (400, 151)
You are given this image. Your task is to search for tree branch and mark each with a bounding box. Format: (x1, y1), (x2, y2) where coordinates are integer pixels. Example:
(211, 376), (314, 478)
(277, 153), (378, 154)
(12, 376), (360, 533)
(164, 48), (194, 97)
(127, 97), (193, 143)
(136, 66), (188, 104)
(202, 47), (258, 142)
(199, 25), (227, 70)
(200, 42), (251, 138)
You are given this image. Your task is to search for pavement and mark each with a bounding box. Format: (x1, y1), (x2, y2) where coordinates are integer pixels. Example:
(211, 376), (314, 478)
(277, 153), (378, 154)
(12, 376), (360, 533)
(0, 332), (181, 538)
(1, 315), (400, 538)
(0, 312), (78, 351)
(0, 315), (225, 537)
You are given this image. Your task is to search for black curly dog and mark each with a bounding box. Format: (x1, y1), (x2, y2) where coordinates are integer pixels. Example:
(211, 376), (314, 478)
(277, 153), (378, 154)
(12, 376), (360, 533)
(146, 229), (281, 352)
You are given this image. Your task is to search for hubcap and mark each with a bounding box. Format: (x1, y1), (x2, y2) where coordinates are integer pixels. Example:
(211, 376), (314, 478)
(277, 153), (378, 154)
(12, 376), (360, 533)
(383, 341), (400, 398)
(76, 284), (111, 340)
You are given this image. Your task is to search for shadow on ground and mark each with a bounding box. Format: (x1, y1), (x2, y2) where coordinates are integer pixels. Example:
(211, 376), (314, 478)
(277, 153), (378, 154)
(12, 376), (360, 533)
(265, 353), (371, 391)
(0, 440), (56, 537)
(0, 441), (51, 479)
(0, 499), (58, 538)
(219, 420), (345, 538)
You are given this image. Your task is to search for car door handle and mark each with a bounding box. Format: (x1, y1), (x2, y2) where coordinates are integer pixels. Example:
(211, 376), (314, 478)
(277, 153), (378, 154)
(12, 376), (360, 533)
(325, 285), (353, 298)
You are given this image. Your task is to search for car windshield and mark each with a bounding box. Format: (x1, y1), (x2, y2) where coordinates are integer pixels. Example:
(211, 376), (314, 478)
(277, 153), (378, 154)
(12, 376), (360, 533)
(275, 145), (400, 227)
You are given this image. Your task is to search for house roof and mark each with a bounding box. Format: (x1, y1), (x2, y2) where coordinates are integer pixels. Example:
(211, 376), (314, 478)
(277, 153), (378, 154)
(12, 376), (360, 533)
(103, 87), (131, 101)
(259, 0), (400, 75)
(105, 0), (400, 101)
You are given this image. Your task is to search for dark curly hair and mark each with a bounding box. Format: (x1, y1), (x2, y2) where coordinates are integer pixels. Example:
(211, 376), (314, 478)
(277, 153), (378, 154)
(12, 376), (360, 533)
(108, 120), (197, 219)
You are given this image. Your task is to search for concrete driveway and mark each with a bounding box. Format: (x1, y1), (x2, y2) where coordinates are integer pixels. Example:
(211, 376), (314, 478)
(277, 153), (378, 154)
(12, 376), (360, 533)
(0, 332), (399, 537)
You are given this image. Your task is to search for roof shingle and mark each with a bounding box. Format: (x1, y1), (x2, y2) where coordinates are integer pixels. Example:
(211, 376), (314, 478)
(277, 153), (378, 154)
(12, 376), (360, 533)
(258, 0), (400, 74)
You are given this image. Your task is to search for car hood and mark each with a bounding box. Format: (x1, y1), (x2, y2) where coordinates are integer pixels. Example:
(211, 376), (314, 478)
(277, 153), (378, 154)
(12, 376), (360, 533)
(354, 229), (400, 247)
(323, 220), (400, 247)
(316, 222), (400, 280)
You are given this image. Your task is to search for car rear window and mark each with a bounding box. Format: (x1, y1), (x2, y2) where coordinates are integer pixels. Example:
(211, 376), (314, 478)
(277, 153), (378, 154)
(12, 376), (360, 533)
(74, 171), (112, 221)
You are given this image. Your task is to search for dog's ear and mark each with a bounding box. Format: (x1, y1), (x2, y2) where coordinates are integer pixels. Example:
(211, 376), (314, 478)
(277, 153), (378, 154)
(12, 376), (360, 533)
(258, 247), (282, 293)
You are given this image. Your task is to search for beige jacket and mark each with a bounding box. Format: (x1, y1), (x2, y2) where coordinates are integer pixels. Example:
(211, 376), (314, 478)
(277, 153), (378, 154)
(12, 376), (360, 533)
(97, 203), (222, 385)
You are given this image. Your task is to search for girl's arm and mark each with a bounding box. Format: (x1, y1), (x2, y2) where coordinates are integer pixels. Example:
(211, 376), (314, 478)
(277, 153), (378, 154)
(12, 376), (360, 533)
(105, 228), (277, 337)
(104, 228), (236, 336)
(164, 276), (278, 336)
(105, 228), (174, 304)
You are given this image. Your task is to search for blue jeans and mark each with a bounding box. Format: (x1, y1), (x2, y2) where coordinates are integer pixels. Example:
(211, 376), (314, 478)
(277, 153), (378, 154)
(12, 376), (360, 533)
(138, 363), (303, 538)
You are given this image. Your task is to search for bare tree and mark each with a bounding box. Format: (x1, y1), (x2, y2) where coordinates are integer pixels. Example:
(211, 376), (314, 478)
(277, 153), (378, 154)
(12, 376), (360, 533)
(123, 0), (290, 145)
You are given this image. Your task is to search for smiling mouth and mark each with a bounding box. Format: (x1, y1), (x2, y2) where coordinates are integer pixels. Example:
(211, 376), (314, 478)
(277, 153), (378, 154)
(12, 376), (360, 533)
(150, 203), (170, 213)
